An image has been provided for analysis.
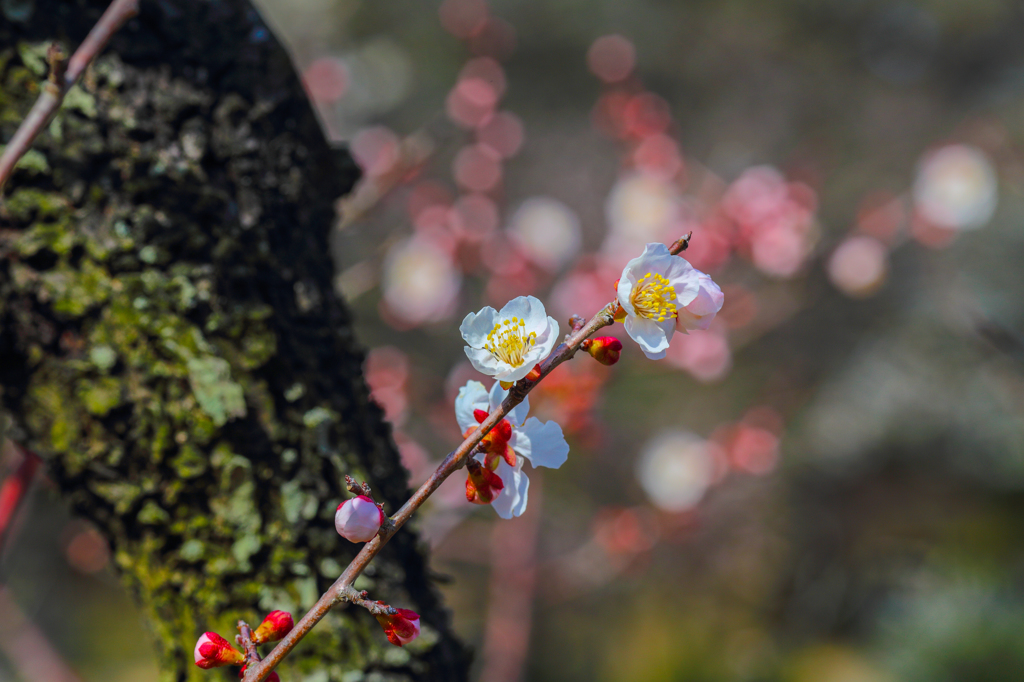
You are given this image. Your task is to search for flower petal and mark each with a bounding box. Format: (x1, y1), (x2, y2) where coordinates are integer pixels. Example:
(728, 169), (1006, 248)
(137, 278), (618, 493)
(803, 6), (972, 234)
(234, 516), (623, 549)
(456, 381), (490, 431)
(490, 458), (529, 519)
(497, 296), (533, 324)
(510, 417), (569, 469)
(487, 381), (530, 426)
(464, 346), (503, 376)
(624, 315), (674, 360)
(460, 306), (498, 348)
(677, 271), (724, 332)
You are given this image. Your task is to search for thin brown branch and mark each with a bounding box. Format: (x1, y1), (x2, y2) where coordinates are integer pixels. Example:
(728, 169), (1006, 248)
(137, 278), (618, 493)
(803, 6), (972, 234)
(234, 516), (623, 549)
(0, 0), (139, 195)
(236, 621), (260, 665)
(243, 237), (694, 681)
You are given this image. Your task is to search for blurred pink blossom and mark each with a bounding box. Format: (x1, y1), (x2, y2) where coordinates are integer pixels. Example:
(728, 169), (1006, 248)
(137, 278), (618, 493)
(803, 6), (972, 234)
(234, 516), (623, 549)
(477, 111), (524, 158)
(446, 77), (499, 129)
(303, 56), (348, 104)
(439, 0), (489, 39)
(587, 35), (636, 84)
(664, 325), (732, 383)
(453, 144), (503, 192)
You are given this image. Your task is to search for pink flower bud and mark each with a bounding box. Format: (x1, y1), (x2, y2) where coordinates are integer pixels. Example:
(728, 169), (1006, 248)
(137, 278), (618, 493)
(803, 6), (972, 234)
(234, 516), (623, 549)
(252, 610), (293, 645)
(585, 337), (623, 365)
(194, 632), (244, 669)
(335, 495), (385, 543)
(375, 608), (421, 647)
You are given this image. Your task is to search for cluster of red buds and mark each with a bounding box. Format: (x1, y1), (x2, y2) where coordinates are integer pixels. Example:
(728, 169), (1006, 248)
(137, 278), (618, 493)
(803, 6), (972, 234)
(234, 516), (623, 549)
(194, 610), (293, 680)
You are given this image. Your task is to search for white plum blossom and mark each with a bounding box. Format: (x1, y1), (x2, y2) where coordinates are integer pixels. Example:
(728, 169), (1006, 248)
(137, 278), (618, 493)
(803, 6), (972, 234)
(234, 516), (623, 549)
(676, 270), (725, 332)
(456, 380), (569, 519)
(616, 243), (722, 360)
(460, 295), (559, 383)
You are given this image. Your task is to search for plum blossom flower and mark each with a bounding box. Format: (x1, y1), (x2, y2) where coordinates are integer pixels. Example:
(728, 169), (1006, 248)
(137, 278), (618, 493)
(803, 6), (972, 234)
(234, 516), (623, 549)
(335, 495), (385, 543)
(375, 607), (421, 647)
(675, 271), (724, 332)
(193, 632), (244, 669)
(460, 295), (559, 384)
(615, 242), (707, 359)
(456, 380), (569, 518)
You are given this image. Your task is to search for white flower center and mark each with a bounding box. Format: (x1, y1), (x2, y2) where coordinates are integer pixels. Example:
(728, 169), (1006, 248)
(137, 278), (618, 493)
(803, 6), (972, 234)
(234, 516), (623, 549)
(631, 272), (678, 322)
(484, 317), (537, 367)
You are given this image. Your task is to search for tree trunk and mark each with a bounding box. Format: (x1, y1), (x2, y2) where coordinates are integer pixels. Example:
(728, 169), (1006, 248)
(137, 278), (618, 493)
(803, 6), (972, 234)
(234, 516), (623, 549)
(0, 1), (469, 680)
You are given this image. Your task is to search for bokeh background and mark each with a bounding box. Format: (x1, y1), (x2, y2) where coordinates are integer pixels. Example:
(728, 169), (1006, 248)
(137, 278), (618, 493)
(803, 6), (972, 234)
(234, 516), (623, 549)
(5, 0), (1024, 680)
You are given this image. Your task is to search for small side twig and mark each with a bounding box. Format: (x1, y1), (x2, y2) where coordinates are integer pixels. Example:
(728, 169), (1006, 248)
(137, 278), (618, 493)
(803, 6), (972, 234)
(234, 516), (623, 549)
(0, 0), (139, 195)
(236, 622), (260, 666)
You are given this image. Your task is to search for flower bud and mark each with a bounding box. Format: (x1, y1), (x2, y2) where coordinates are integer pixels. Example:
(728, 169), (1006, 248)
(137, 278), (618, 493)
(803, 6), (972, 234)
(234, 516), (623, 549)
(585, 337), (623, 366)
(194, 632), (244, 669)
(375, 608), (421, 647)
(469, 412), (516, 467)
(466, 459), (504, 505)
(252, 610), (293, 645)
(335, 495), (385, 543)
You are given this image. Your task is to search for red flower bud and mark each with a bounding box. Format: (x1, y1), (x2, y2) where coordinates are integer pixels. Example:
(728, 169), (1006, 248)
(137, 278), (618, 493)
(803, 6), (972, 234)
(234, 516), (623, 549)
(466, 459), (504, 504)
(586, 337), (622, 366)
(252, 610), (293, 645)
(524, 364), (542, 382)
(194, 632), (244, 669)
(375, 608), (421, 647)
(335, 495), (385, 543)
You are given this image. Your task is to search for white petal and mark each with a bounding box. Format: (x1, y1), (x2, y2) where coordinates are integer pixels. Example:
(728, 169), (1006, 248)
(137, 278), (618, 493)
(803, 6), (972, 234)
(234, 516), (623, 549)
(499, 360), (537, 383)
(487, 381), (530, 426)
(625, 315), (674, 359)
(455, 381), (489, 431)
(460, 306), (498, 347)
(663, 256), (700, 307)
(677, 273), (724, 332)
(497, 296), (533, 324)
(510, 417), (569, 469)
(490, 458), (529, 519)
(464, 346), (503, 377)
(529, 315), (561, 360)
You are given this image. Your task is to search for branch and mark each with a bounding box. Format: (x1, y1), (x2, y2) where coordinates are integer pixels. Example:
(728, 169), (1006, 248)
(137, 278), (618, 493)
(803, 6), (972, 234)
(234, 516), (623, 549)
(0, 0), (139, 195)
(242, 234), (694, 682)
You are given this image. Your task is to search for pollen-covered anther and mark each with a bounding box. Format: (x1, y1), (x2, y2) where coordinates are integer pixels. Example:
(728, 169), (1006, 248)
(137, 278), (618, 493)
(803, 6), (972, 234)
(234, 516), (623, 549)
(631, 272), (678, 321)
(483, 316), (538, 368)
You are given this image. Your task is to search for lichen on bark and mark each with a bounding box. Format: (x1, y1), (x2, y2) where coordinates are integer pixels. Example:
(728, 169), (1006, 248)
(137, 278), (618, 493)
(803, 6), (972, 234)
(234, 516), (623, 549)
(0, 1), (468, 680)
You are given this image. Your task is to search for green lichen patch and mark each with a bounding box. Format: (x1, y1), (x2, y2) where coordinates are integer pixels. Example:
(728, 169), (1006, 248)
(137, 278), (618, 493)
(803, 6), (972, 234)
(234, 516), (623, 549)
(187, 356), (247, 427)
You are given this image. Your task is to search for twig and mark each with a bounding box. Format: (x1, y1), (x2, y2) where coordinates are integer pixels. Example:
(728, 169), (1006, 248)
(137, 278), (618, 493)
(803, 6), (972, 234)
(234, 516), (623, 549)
(236, 621), (260, 665)
(242, 237), (694, 681)
(0, 0), (139, 195)
(0, 443), (41, 559)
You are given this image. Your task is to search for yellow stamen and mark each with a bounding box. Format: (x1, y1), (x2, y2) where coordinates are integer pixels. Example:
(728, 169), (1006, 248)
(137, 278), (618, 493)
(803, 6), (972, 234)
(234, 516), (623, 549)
(484, 316), (538, 368)
(630, 272), (678, 321)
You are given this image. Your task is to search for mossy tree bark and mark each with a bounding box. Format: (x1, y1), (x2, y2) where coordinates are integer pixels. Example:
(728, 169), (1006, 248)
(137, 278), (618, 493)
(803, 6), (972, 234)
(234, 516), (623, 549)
(0, 1), (469, 680)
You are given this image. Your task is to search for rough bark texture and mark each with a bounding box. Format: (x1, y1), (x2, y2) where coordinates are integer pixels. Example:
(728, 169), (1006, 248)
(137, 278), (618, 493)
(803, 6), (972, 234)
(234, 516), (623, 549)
(0, 1), (469, 680)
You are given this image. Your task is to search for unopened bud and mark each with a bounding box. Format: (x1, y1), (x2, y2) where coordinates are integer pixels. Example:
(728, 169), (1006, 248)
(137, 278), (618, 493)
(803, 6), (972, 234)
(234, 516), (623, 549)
(466, 459), (504, 505)
(584, 337), (622, 365)
(335, 495), (385, 543)
(252, 610), (293, 645)
(375, 608), (421, 647)
(194, 632), (244, 669)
